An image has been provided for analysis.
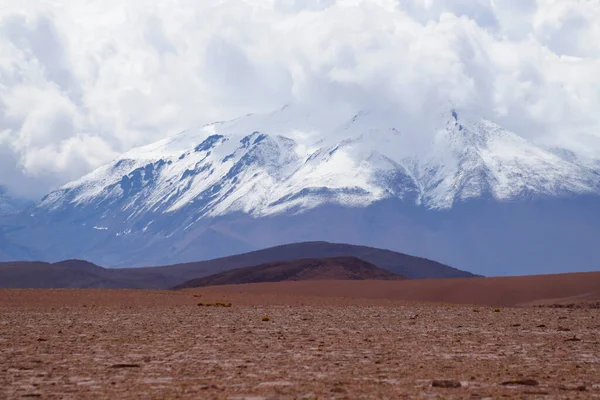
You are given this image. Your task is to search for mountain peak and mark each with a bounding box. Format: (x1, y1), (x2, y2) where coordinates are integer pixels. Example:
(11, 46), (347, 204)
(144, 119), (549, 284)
(5, 106), (600, 276)
(36, 105), (600, 220)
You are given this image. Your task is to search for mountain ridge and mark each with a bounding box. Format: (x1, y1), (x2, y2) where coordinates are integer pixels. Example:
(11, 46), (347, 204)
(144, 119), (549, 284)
(1, 105), (599, 275)
(36, 106), (600, 220)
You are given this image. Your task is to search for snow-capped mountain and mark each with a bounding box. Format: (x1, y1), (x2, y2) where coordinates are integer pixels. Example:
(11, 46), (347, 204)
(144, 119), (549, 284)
(3, 105), (600, 275)
(39, 105), (599, 217)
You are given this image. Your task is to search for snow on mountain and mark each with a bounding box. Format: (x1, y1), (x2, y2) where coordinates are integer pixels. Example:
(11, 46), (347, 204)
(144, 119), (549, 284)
(420, 111), (600, 206)
(5, 105), (600, 274)
(38, 105), (600, 227)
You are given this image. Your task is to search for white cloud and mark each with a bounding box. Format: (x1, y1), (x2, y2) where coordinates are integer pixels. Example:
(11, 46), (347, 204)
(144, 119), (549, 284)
(0, 0), (599, 198)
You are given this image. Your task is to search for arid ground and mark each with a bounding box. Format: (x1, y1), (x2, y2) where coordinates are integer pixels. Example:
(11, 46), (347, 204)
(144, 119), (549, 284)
(1, 279), (599, 399)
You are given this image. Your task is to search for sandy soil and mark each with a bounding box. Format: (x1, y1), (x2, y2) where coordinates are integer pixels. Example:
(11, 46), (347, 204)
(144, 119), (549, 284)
(194, 273), (600, 307)
(1, 288), (599, 399)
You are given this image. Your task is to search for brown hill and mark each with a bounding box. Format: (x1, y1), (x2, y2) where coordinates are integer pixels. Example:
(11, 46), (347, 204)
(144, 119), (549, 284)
(192, 271), (600, 307)
(0, 260), (158, 289)
(173, 257), (405, 289)
(136, 241), (477, 287)
(0, 241), (473, 289)
(0, 260), (113, 289)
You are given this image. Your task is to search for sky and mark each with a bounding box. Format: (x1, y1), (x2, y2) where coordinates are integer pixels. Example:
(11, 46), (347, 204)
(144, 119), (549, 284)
(0, 0), (599, 199)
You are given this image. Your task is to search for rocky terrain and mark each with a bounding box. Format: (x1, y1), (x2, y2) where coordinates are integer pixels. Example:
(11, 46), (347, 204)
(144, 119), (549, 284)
(1, 287), (599, 399)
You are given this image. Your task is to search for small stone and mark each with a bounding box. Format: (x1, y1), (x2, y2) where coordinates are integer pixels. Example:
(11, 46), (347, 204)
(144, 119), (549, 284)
(557, 327), (571, 332)
(110, 363), (140, 369)
(559, 384), (587, 391)
(432, 380), (462, 388)
(200, 384), (219, 390)
(501, 379), (539, 386)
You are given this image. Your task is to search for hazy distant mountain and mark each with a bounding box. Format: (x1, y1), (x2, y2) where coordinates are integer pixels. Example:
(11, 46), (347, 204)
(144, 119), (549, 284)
(0, 187), (29, 217)
(2, 105), (599, 276)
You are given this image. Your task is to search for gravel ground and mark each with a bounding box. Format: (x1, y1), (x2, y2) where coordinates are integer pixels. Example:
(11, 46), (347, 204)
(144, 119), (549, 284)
(1, 289), (599, 399)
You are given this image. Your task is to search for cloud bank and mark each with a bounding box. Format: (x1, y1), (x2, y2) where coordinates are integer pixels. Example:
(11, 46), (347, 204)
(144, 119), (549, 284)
(0, 0), (599, 198)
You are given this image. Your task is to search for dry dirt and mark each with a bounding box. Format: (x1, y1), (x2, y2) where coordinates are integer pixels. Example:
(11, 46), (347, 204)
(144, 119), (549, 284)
(1, 287), (599, 399)
(194, 273), (600, 307)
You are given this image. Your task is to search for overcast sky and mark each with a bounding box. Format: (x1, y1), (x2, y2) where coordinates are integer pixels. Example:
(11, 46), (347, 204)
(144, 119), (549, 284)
(1, 0), (599, 198)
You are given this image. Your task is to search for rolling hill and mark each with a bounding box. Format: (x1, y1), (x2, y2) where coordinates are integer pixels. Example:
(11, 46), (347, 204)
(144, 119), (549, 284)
(0, 241), (473, 289)
(173, 256), (405, 289)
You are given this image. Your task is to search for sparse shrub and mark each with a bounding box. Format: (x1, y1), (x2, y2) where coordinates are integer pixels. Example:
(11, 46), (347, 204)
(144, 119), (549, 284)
(197, 302), (233, 307)
(193, 294), (202, 298)
(494, 308), (501, 312)
(472, 308), (480, 313)
(262, 315), (270, 322)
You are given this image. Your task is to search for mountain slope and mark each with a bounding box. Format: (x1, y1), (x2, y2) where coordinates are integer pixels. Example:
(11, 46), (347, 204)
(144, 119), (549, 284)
(36, 106), (600, 221)
(0, 232), (42, 262)
(0, 188), (29, 217)
(1, 105), (599, 275)
(173, 257), (405, 289)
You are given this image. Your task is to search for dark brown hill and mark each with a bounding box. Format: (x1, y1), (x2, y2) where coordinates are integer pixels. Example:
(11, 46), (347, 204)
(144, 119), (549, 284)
(173, 257), (405, 289)
(135, 241), (477, 287)
(0, 260), (176, 289)
(0, 260), (121, 288)
(0, 241), (474, 289)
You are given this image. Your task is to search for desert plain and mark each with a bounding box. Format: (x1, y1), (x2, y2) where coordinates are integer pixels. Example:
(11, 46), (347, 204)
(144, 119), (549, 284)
(1, 275), (600, 399)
